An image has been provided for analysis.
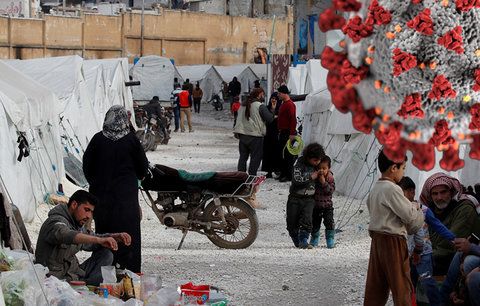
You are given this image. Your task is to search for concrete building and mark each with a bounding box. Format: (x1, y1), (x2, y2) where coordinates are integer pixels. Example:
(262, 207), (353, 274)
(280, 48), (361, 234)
(293, 0), (331, 56)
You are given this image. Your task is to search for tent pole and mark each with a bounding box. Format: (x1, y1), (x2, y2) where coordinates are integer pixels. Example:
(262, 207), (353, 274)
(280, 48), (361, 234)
(267, 14), (276, 99)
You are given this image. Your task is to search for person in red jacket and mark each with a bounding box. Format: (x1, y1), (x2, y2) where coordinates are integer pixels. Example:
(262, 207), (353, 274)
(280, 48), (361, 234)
(277, 85), (297, 182)
(179, 85), (194, 132)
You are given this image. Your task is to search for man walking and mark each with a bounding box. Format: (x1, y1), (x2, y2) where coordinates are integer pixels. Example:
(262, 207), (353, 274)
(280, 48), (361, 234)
(192, 82), (203, 114)
(179, 85), (194, 132)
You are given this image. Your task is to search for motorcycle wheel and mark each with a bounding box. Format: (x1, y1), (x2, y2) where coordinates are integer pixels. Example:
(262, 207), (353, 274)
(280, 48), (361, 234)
(203, 198), (258, 249)
(135, 130), (155, 152)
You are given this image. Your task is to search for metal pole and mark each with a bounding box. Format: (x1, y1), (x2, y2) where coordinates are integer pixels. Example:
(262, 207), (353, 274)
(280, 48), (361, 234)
(267, 14), (277, 99)
(140, 0), (145, 56)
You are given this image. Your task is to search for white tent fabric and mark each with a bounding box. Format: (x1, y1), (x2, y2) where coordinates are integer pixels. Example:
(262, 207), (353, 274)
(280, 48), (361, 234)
(174, 65), (184, 85)
(177, 65), (223, 102)
(131, 56), (175, 101)
(215, 65), (259, 94)
(0, 61), (64, 222)
(7, 56), (101, 161)
(84, 58), (135, 127)
(287, 65), (307, 95)
(305, 60), (328, 94)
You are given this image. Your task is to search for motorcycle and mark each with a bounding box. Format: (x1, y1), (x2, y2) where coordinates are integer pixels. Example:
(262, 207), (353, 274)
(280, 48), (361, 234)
(209, 93), (223, 111)
(141, 164), (265, 250)
(134, 105), (171, 151)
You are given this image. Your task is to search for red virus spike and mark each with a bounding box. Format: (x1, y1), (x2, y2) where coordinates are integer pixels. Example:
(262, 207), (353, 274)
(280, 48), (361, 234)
(469, 134), (480, 160)
(437, 26), (465, 54)
(428, 75), (457, 100)
(321, 46), (347, 71)
(397, 93), (425, 119)
(341, 60), (369, 84)
(405, 141), (435, 171)
(375, 121), (404, 154)
(367, 0), (392, 25)
(406, 8), (434, 36)
(342, 16), (374, 43)
(469, 103), (480, 130)
(330, 87), (358, 113)
(440, 145), (465, 171)
(392, 49), (418, 76)
(473, 69), (480, 92)
(411, 0), (423, 4)
(352, 103), (376, 134)
(318, 8), (347, 32)
(429, 119), (456, 147)
(455, 0), (480, 12)
(333, 0), (362, 12)
(327, 71), (348, 94)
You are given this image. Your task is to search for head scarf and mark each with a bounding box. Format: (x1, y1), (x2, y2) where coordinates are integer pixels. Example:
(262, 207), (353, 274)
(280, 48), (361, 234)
(268, 92), (282, 114)
(102, 105), (130, 141)
(419, 172), (469, 206)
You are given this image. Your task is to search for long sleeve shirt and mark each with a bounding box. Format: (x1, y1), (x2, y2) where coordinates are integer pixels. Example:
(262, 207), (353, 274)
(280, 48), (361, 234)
(367, 180), (424, 238)
(277, 99), (296, 135)
(314, 172), (335, 208)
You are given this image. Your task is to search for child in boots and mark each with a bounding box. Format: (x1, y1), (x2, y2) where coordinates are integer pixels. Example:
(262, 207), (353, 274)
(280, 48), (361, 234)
(310, 155), (336, 248)
(286, 143), (325, 249)
(364, 150), (424, 306)
(398, 176), (455, 306)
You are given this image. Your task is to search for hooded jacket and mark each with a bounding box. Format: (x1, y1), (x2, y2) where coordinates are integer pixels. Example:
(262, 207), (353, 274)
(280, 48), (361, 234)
(35, 204), (100, 282)
(289, 156), (317, 197)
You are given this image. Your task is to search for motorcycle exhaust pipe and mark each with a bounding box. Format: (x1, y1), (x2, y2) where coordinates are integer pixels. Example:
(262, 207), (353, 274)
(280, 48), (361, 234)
(163, 213), (188, 227)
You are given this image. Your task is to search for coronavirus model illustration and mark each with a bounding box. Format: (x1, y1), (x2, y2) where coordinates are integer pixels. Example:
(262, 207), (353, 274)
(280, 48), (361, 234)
(319, 0), (480, 171)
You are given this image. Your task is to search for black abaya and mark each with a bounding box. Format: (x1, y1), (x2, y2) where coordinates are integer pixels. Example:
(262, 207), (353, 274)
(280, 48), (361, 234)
(83, 132), (148, 273)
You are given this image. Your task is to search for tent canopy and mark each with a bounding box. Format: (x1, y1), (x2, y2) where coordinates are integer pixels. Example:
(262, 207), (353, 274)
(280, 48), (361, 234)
(215, 65), (259, 94)
(0, 61), (64, 222)
(131, 55), (175, 101)
(177, 65), (223, 102)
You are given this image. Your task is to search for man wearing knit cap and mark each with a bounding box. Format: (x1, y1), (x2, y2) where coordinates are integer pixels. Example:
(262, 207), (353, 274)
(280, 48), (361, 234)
(419, 173), (479, 275)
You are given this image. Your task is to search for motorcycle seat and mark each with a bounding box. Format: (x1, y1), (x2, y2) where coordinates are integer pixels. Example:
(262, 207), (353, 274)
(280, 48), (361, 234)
(177, 169), (216, 182)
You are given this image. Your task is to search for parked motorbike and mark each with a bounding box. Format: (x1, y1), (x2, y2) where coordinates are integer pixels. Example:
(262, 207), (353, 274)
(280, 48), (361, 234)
(210, 93), (223, 111)
(134, 105), (172, 151)
(141, 164), (265, 250)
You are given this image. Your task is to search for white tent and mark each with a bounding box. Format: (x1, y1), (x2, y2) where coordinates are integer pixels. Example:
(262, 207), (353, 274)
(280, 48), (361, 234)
(84, 57), (135, 128)
(131, 55), (175, 102)
(287, 65), (308, 95)
(0, 61), (65, 222)
(215, 65), (259, 94)
(7, 56), (101, 161)
(174, 65), (185, 85)
(177, 65), (223, 102)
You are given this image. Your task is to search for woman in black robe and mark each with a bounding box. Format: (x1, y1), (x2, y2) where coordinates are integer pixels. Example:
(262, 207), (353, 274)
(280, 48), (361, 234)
(83, 105), (148, 273)
(261, 93), (282, 178)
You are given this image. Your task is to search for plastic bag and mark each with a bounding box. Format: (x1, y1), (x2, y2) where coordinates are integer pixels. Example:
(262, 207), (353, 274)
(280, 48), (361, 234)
(144, 287), (180, 306)
(0, 264), (48, 306)
(44, 276), (80, 305)
(102, 266), (117, 283)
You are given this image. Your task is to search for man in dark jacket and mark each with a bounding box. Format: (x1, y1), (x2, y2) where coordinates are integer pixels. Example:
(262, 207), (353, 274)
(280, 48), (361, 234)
(228, 77), (242, 106)
(143, 96), (162, 119)
(35, 190), (131, 285)
(419, 173), (480, 275)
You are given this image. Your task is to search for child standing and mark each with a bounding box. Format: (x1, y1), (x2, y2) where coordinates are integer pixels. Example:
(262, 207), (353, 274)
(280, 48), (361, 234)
(310, 155), (336, 248)
(364, 150), (424, 306)
(398, 176), (456, 306)
(286, 143), (325, 249)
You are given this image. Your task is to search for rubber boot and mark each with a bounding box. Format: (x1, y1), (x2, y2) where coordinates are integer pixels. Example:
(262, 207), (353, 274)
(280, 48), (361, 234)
(326, 229), (335, 249)
(298, 230), (312, 249)
(309, 230), (320, 247)
(288, 230), (299, 248)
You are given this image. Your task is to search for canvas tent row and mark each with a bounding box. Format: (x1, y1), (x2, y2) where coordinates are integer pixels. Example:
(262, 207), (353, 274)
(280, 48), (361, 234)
(215, 65), (259, 94)
(287, 60), (328, 96)
(176, 65), (223, 102)
(131, 56), (176, 102)
(0, 61), (65, 222)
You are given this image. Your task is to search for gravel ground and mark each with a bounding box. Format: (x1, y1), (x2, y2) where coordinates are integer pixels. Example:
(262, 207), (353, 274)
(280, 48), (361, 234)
(26, 105), (376, 305)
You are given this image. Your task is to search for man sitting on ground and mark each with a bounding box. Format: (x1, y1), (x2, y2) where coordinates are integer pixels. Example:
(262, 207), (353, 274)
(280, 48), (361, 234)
(35, 190), (131, 285)
(419, 173), (478, 275)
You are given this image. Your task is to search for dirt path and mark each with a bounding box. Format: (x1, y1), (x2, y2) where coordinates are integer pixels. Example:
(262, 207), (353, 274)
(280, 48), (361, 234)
(140, 107), (372, 305)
